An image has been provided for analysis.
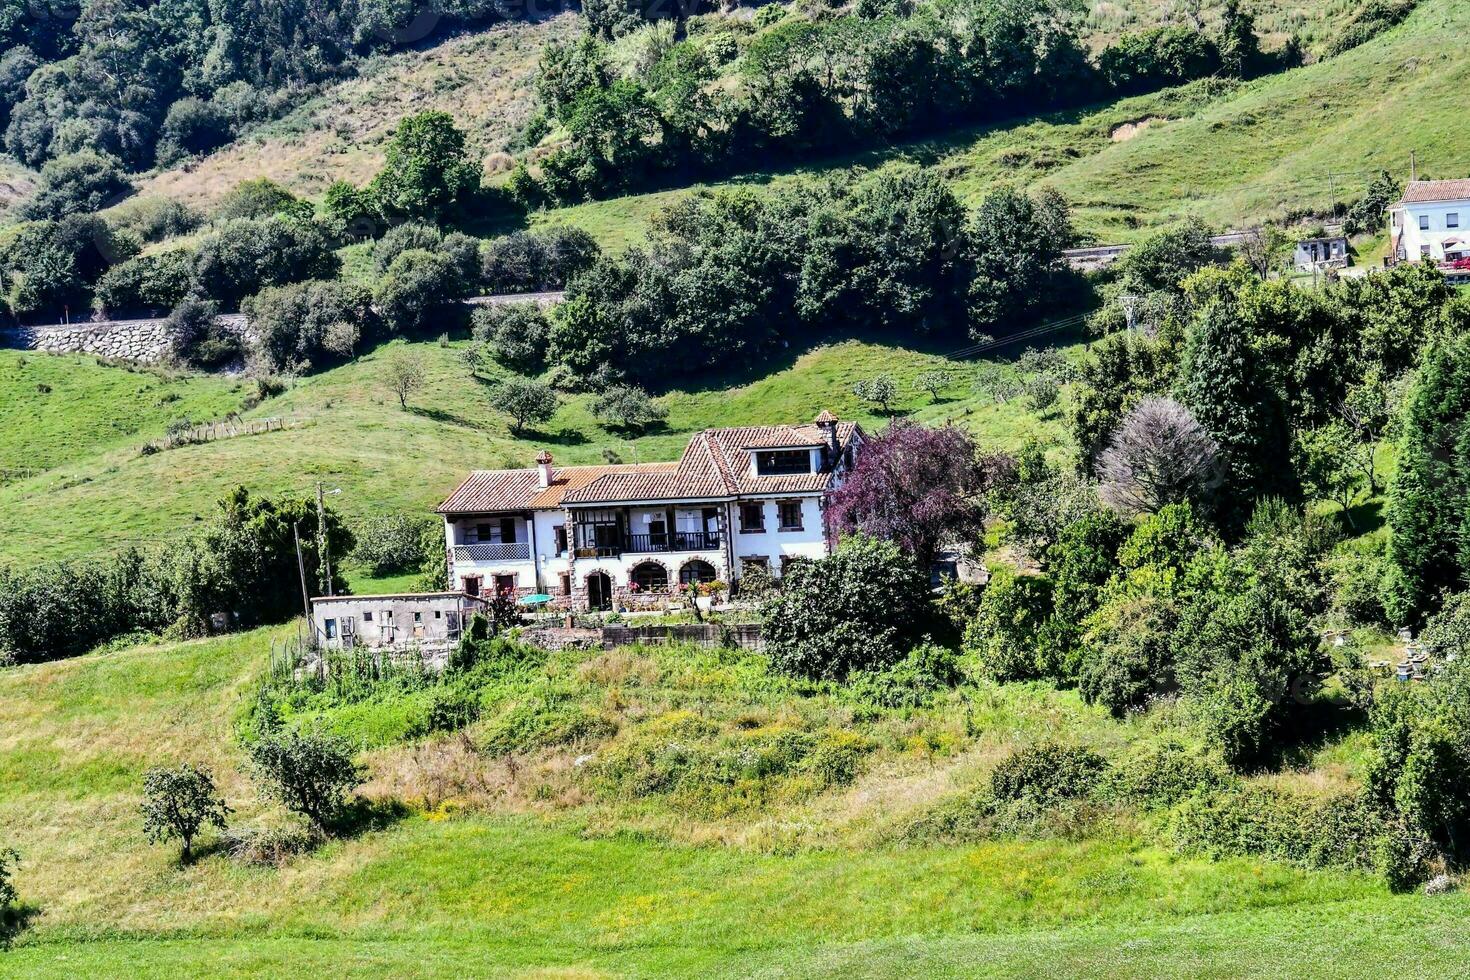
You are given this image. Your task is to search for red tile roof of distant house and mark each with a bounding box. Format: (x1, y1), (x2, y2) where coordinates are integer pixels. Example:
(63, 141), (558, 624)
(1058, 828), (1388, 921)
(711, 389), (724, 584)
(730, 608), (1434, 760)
(1400, 180), (1470, 204)
(438, 415), (862, 513)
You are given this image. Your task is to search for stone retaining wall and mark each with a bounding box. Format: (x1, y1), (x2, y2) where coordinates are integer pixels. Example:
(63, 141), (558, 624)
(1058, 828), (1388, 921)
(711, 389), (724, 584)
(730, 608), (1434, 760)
(0, 314), (253, 364)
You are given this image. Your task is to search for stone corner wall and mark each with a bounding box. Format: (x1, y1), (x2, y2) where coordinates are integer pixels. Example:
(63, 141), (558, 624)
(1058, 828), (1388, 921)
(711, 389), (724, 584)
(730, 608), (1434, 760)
(0, 314), (253, 365)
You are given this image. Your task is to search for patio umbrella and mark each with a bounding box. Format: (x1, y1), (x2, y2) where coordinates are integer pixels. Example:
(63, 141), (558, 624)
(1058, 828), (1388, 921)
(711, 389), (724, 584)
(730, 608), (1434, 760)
(518, 594), (554, 606)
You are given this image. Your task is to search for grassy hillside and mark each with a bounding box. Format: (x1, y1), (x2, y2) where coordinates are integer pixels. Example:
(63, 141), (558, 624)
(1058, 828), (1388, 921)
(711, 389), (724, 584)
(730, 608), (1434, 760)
(2, 625), (1466, 976)
(523, 0), (1462, 251)
(131, 15), (582, 212)
(0, 330), (1073, 567)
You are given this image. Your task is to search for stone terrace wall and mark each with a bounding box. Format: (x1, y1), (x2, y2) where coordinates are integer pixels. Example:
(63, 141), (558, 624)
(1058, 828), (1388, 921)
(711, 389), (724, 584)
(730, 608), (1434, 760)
(0, 314), (253, 364)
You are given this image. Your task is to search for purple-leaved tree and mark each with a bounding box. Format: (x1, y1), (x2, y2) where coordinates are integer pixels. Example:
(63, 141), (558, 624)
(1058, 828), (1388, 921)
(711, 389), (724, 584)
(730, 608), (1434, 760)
(826, 421), (1007, 567)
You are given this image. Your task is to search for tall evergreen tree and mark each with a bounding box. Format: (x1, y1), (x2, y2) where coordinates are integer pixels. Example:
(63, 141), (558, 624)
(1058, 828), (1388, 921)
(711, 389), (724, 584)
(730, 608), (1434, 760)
(1175, 297), (1298, 534)
(1384, 333), (1470, 625)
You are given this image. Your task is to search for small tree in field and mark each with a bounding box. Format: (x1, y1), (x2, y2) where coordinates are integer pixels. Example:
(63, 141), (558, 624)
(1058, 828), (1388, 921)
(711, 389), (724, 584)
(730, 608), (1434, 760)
(141, 763), (231, 863)
(248, 730), (363, 834)
(1294, 422), (1360, 520)
(826, 421), (999, 567)
(0, 847), (18, 912)
(591, 384), (667, 433)
(322, 319), (361, 361)
(494, 377), (559, 436)
(852, 374), (899, 414)
(1097, 397), (1221, 515)
(913, 369), (953, 403)
(385, 350), (427, 409)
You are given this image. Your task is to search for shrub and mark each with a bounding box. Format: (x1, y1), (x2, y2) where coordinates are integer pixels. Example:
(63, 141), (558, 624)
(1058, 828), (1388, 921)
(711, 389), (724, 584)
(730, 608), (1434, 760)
(0, 847), (17, 911)
(1098, 741), (1230, 809)
(763, 535), (933, 679)
(420, 685), (482, 735)
(19, 150), (131, 220)
(846, 642), (961, 710)
(963, 567), (1062, 682)
(479, 696), (616, 754)
(166, 298), (241, 370)
(245, 279), (375, 373)
(590, 384), (666, 433)
(1077, 594), (1177, 716)
(93, 250), (194, 316)
(353, 513), (435, 576)
(192, 215), (339, 309)
(990, 743), (1107, 807)
(471, 303), (551, 374)
(480, 226), (600, 293)
(375, 249), (465, 333)
(246, 729), (363, 833)
(141, 763), (231, 862)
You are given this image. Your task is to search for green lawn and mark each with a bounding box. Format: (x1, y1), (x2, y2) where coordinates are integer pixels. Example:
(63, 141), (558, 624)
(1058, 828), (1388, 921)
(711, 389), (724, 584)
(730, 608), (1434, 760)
(0, 330), (1075, 567)
(0, 625), (1460, 978)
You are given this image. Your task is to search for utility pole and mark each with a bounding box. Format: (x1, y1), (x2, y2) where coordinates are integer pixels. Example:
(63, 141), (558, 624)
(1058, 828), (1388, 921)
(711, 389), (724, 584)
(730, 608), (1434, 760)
(293, 522), (311, 620)
(315, 481), (333, 596)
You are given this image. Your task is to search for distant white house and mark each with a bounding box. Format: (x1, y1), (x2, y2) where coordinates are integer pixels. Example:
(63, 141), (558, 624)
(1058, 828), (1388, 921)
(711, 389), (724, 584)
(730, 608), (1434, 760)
(1389, 179), (1470, 265)
(436, 412), (865, 611)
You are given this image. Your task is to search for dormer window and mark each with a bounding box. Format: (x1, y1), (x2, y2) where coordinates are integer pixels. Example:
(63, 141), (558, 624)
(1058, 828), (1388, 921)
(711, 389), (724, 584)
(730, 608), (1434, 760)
(754, 449), (812, 476)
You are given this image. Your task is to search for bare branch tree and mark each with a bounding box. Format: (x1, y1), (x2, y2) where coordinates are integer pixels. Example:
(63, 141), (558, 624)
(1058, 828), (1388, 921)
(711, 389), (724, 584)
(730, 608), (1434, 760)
(1097, 397), (1221, 515)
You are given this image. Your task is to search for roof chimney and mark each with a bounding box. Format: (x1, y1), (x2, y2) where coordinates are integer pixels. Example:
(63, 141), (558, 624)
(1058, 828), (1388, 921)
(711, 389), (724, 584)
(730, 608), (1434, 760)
(814, 410), (840, 469)
(535, 450), (554, 489)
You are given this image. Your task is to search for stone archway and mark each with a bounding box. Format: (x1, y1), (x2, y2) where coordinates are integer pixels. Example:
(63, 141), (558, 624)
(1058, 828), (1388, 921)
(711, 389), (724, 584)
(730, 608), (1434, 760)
(679, 558), (718, 586)
(585, 571), (613, 611)
(630, 560), (670, 591)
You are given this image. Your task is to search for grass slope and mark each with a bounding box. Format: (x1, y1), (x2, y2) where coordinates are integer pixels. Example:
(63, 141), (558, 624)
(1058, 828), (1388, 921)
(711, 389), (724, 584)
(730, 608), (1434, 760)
(0, 626), (1461, 977)
(0, 330), (1073, 566)
(530, 0), (1463, 251)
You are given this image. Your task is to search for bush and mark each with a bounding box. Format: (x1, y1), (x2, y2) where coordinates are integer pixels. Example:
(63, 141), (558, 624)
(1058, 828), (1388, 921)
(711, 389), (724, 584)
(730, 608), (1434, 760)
(963, 567), (1062, 682)
(1078, 594), (1177, 716)
(0, 847), (16, 911)
(141, 763), (231, 862)
(480, 226), (600, 294)
(1098, 741), (1230, 809)
(763, 535), (933, 680)
(18, 150), (131, 220)
(247, 729), (363, 833)
(479, 696), (616, 754)
(420, 684), (482, 735)
(353, 513), (436, 576)
(471, 303), (551, 374)
(375, 248), (465, 333)
(990, 743), (1107, 807)
(245, 279), (375, 372)
(93, 250), (195, 316)
(192, 215), (339, 309)
(215, 178), (307, 221)
(846, 642), (961, 710)
(166, 298), (241, 370)
(590, 384), (666, 433)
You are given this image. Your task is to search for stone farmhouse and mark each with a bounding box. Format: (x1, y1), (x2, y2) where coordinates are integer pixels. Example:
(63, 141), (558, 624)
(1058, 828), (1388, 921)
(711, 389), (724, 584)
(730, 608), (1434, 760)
(436, 412), (865, 611)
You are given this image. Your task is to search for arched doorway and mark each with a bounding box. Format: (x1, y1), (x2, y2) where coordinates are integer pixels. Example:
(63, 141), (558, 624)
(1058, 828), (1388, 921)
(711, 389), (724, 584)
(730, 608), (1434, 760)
(630, 561), (669, 591)
(586, 571), (612, 611)
(679, 559), (718, 586)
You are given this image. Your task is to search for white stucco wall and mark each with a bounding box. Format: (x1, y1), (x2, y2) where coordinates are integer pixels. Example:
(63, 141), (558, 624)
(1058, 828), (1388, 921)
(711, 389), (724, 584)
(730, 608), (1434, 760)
(1394, 200), (1470, 262)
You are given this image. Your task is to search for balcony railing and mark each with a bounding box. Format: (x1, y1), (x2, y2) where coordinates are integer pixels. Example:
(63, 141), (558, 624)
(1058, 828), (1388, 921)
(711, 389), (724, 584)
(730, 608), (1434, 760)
(454, 542), (531, 563)
(626, 531), (722, 553)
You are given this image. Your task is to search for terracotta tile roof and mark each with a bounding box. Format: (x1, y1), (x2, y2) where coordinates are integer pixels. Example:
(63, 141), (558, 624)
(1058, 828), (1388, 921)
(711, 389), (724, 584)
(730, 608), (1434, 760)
(443, 416), (865, 511)
(438, 462), (675, 513)
(1401, 180), (1470, 204)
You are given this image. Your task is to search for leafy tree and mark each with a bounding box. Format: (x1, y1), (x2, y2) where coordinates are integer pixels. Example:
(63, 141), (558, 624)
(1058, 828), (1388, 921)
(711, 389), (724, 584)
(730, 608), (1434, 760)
(245, 279), (374, 372)
(589, 384), (666, 433)
(0, 214), (135, 316)
(166, 298), (240, 371)
(384, 350), (427, 410)
(826, 421), (997, 567)
(1078, 592), (1177, 715)
(374, 249), (464, 333)
(0, 846), (17, 912)
(481, 226), (601, 294)
(852, 374), (899, 414)
(372, 221), (444, 275)
(155, 97), (233, 163)
(1097, 397), (1220, 515)
(1100, 26), (1221, 93)
(247, 730), (363, 834)
(1345, 171), (1400, 236)
(1384, 333), (1470, 625)
(964, 566), (1063, 681)
(192, 216), (339, 310)
(967, 187), (1071, 336)
(493, 377), (559, 436)
(215, 178), (307, 222)
(1294, 422), (1361, 520)
(321, 180), (378, 241)
(18, 150), (130, 220)
(92, 249), (194, 316)
(472, 303), (551, 375)
(763, 535), (932, 679)
(1176, 297), (1298, 533)
(141, 763), (230, 863)
(369, 111), (481, 222)
(353, 514), (435, 576)
(914, 369), (953, 402)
